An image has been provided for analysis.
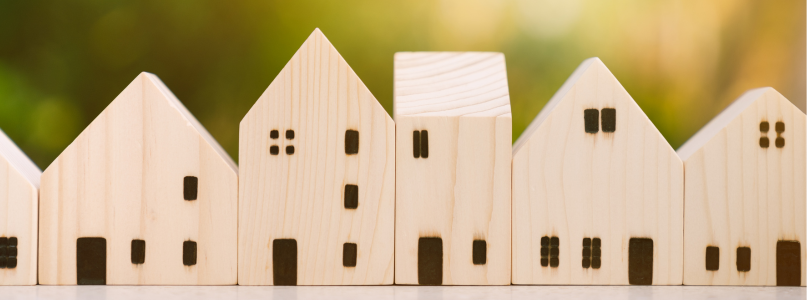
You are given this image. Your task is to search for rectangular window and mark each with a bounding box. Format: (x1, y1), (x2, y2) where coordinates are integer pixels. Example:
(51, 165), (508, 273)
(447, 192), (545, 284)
(418, 237), (442, 285)
(344, 184), (359, 209)
(184, 176), (198, 201)
(472, 240), (486, 265)
(736, 247), (751, 272)
(628, 238), (653, 285)
(77, 237), (106, 285)
(776, 241), (800, 286)
(183, 241), (197, 266)
(705, 246), (719, 271)
(131, 239), (145, 265)
(343, 243), (357, 267)
(584, 109), (599, 133)
(413, 131), (420, 158)
(601, 108), (616, 132)
(273, 239), (297, 285)
(345, 130), (359, 154)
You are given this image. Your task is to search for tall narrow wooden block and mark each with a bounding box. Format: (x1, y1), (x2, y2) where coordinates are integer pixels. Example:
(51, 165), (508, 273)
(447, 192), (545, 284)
(394, 52), (512, 285)
(39, 73), (238, 285)
(678, 87), (806, 286)
(0, 129), (40, 285)
(238, 29), (395, 285)
(511, 58), (683, 285)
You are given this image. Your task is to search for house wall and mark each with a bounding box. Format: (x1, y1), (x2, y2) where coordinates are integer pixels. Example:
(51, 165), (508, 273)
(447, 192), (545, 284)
(0, 158), (38, 285)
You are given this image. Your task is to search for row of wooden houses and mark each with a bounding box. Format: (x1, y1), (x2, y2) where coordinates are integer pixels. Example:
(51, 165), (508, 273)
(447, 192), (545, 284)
(0, 29), (803, 286)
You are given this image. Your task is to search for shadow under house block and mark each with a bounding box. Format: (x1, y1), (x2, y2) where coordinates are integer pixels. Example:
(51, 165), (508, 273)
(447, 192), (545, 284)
(38, 73), (238, 285)
(678, 87), (806, 286)
(0, 129), (41, 285)
(238, 29), (395, 285)
(394, 52), (512, 285)
(511, 58), (683, 285)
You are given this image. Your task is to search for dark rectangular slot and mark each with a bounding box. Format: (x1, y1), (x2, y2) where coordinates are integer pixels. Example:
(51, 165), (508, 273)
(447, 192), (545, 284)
(343, 243), (357, 267)
(628, 238), (653, 285)
(77, 237), (106, 285)
(418, 237), (442, 285)
(705, 246), (719, 271)
(584, 109), (599, 133)
(776, 241), (800, 286)
(0, 237), (6, 268)
(344, 184), (359, 209)
(273, 239), (297, 285)
(601, 108), (616, 132)
(736, 247), (751, 272)
(412, 131), (420, 158)
(131, 239), (145, 264)
(472, 240), (486, 265)
(420, 130), (429, 158)
(184, 176), (198, 201)
(183, 241), (197, 266)
(345, 130), (359, 154)
(6, 257), (15, 268)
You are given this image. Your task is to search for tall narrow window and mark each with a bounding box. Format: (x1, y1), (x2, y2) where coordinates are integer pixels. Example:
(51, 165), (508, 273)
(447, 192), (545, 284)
(343, 243), (357, 267)
(344, 184), (359, 209)
(420, 130), (429, 158)
(345, 130), (359, 154)
(184, 176), (198, 201)
(472, 240), (486, 265)
(413, 131), (421, 158)
(131, 239), (145, 264)
(601, 108), (616, 132)
(705, 246), (719, 271)
(737, 247), (751, 272)
(183, 241), (197, 266)
(584, 109), (599, 133)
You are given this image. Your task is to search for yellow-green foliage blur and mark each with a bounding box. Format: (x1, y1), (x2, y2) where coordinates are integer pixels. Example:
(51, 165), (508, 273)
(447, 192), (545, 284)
(0, 0), (803, 168)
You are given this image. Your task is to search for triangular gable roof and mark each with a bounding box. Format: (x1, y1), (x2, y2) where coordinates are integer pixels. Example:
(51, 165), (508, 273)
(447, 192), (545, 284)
(676, 87), (790, 160)
(394, 52), (511, 118)
(0, 128), (41, 188)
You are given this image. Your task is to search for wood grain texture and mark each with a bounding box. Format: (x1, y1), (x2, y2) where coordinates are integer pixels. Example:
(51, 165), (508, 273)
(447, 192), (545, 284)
(511, 58), (683, 285)
(0, 129), (40, 285)
(678, 88), (806, 286)
(394, 52), (511, 285)
(238, 29), (395, 285)
(38, 73), (238, 285)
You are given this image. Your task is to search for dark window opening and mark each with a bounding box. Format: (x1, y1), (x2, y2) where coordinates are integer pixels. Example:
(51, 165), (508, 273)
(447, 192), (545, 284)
(420, 130), (429, 158)
(343, 243), (357, 267)
(601, 108), (616, 132)
(0, 237), (16, 269)
(183, 176), (198, 201)
(760, 137), (770, 148)
(760, 121), (769, 132)
(285, 130), (295, 140)
(584, 109), (599, 133)
(472, 240), (486, 265)
(736, 247), (751, 272)
(582, 237), (601, 269)
(270, 130), (279, 139)
(776, 241), (800, 286)
(705, 246), (719, 271)
(345, 130), (359, 154)
(131, 239), (145, 265)
(344, 184), (359, 209)
(413, 131), (421, 158)
(775, 137), (785, 148)
(77, 237), (106, 285)
(628, 238), (653, 285)
(540, 236), (560, 268)
(418, 237), (442, 285)
(775, 121), (785, 133)
(270, 145), (279, 155)
(285, 146), (295, 155)
(273, 239), (297, 285)
(183, 241), (197, 266)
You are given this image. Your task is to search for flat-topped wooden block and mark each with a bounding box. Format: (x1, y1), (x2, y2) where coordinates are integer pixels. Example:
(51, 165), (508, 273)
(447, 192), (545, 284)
(39, 73), (238, 285)
(394, 52), (512, 285)
(678, 87), (806, 286)
(511, 58), (683, 285)
(238, 29), (395, 285)
(0, 129), (40, 285)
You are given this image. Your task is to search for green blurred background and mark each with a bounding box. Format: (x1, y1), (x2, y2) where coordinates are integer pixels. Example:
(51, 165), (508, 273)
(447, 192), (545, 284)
(0, 0), (803, 169)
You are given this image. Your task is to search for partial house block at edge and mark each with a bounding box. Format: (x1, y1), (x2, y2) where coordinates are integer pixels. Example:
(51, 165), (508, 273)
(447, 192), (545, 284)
(238, 28), (395, 285)
(394, 52), (512, 285)
(678, 87), (806, 286)
(0, 129), (40, 285)
(39, 73), (238, 285)
(511, 57), (683, 285)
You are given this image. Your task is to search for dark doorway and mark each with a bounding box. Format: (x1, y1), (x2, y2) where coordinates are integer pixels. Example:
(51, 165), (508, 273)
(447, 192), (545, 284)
(776, 241), (801, 286)
(273, 239), (297, 286)
(628, 238), (653, 285)
(77, 237), (106, 285)
(418, 237), (442, 285)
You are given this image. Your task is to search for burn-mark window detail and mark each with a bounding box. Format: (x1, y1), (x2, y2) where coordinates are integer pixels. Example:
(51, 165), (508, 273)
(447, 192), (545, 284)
(582, 237), (601, 269)
(285, 146), (295, 155)
(628, 238), (653, 285)
(776, 241), (801, 286)
(736, 247), (751, 272)
(273, 239), (297, 286)
(286, 130), (295, 140)
(418, 237), (442, 285)
(77, 237), (106, 285)
(541, 236), (559, 268)
(601, 108), (616, 132)
(344, 184), (359, 209)
(343, 243), (357, 267)
(131, 239), (145, 265)
(183, 241), (197, 266)
(705, 246), (719, 271)
(270, 146), (279, 155)
(472, 240), (486, 265)
(184, 176), (198, 201)
(345, 130), (359, 154)
(270, 129), (295, 155)
(413, 130), (429, 158)
(270, 130), (279, 139)
(0, 237), (18, 269)
(760, 121), (770, 148)
(775, 121), (785, 148)
(584, 109), (599, 133)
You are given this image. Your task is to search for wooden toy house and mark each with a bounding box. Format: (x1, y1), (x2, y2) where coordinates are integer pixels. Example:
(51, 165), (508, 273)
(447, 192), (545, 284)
(0, 129), (40, 285)
(678, 87), (805, 286)
(238, 29), (395, 285)
(511, 58), (683, 285)
(393, 52), (512, 285)
(38, 73), (238, 285)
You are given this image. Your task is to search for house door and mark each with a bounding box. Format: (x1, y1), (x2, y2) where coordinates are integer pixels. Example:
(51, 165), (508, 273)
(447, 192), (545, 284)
(76, 237), (106, 285)
(777, 241), (801, 286)
(628, 238), (653, 285)
(418, 237), (442, 285)
(273, 239), (297, 285)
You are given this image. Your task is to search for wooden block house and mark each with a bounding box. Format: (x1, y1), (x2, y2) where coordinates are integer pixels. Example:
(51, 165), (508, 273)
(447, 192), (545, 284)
(511, 58), (684, 285)
(678, 87), (805, 286)
(0, 129), (40, 285)
(38, 73), (238, 285)
(237, 29), (395, 285)
(393, 52), (512, 285)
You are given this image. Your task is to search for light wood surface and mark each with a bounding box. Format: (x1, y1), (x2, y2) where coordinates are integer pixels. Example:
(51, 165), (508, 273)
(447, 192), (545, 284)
(394, 52), (512, 285)
(38, 73), (238, 285)
(238, 29), (395, 285)
(511, 58), (683, 285)
(0, 129), (41, 285)
(678, 88), (806, 286)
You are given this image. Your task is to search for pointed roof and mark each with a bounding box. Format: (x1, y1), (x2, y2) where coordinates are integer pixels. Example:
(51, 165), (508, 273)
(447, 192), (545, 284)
(676, 87), (797, 160)
(394, 52), (511, 118)
(0, 128), (41, 188)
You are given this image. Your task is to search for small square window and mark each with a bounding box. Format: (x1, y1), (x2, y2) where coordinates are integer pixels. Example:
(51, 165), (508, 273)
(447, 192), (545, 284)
(775, 121), (785, 133)
(285, 146), (295, 155)
(270, 130), (279, 139)
(270, 145), (279, 155)
(184, 241), (197, 266)
(343, 243), (357, 267)
(286, 130), (295, 140)
(183, 176), (198, 201)
(344, 184), (358, 209)
(760, 137), (770, 148)
(760, 121), (769, 132)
